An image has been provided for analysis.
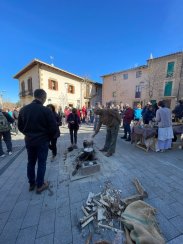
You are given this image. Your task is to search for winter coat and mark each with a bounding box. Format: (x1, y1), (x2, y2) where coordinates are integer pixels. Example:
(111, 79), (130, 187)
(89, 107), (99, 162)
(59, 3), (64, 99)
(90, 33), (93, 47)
(172, 104), (183, 119)
(1, 111), (14, 124)
(134, 108), (142, 120)
(143, 109), (155, 124)
(0, 111), (14, 133)
(67, 113), (81, 130)
(123, 108), (134, 124)
(13, 110), (19, 120)
(18, 99), (57, 146)
(95, 108), (121, 134)
(52, 111), (61, 138)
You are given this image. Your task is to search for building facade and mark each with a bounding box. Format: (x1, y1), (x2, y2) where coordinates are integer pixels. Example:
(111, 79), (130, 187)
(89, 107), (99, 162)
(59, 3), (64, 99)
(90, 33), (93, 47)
(14, 59), (102, 109)
(146, 52), (183, 109)
(102, 52), (183, 109)
(102, 65), (148, 108)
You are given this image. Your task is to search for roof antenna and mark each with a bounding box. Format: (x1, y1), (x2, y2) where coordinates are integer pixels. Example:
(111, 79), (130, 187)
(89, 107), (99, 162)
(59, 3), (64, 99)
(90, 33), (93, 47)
(50, 56), (54, 66)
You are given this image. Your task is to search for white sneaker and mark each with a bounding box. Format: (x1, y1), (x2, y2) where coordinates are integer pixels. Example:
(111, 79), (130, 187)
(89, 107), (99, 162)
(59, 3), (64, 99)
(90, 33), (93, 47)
(8, 152), (12, 156)
(0, 154), (5, 158)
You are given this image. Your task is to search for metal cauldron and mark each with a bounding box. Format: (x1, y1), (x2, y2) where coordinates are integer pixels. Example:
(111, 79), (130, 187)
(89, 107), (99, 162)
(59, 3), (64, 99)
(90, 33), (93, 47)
(83, 139), (93, 148)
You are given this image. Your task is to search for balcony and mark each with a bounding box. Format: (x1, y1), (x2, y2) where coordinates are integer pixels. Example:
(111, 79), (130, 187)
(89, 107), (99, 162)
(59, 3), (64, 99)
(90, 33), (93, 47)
(84, 93), (91, 99)
(166, 72), (174, 78)
(19, 91), (26, 97)
(19, 90), (33, 97)
(27, 90), (33, 96)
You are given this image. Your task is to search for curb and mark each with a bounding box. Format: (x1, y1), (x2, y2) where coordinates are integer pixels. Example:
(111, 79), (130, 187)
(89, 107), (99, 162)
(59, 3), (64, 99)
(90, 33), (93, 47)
(0, 146), (25, 176)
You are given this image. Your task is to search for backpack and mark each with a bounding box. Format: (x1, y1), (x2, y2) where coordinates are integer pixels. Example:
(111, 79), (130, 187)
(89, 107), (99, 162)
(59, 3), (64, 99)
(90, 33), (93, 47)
(0, 112), (10, 132)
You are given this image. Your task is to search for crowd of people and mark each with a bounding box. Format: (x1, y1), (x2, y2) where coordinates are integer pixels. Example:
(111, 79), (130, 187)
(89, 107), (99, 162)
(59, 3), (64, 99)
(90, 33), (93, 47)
(0, 88), (183, 193)
(94, 100), (183, 154)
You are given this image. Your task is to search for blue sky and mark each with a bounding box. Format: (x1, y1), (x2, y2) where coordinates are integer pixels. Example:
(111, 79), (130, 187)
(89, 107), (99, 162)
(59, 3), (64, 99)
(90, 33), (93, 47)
(1, 0), (183, 103)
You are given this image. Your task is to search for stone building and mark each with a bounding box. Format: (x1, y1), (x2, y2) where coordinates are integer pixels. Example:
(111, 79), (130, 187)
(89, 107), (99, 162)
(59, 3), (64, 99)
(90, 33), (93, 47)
(101, 65), (148, 108)
(13, 59), (102, 109)
(146, 52), (183, 109)
(102, 51), (183, 109)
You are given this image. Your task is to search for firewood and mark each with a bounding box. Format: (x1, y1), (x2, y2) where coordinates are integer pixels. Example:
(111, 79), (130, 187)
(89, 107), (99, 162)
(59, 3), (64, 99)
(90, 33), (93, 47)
(81, 216), (94, 228)
(122, 194), (143, 206)
(133, 178), (148, 198)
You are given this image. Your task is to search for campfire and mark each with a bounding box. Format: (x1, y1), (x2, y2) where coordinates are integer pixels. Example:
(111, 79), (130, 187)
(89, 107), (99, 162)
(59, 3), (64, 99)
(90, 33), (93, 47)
(71, 139), (100, 176)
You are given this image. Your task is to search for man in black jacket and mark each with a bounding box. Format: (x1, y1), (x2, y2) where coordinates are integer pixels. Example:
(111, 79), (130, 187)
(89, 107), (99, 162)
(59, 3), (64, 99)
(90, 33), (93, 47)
(18, 89), (57, 193)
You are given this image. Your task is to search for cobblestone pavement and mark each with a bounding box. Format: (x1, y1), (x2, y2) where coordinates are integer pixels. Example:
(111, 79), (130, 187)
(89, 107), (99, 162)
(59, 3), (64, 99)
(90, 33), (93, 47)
(0, 125), (183, 244)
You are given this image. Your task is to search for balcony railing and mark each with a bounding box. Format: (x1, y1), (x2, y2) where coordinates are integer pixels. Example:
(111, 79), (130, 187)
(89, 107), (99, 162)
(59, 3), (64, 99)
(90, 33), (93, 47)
(166, 72), (174, 78)
(19, 90), (33, 97)
(84, 93), (91, 99)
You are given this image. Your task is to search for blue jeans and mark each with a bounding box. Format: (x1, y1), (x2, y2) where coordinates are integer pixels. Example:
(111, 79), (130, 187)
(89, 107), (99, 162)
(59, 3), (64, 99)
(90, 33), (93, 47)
(26, 142), (49, 188)
(124, 123), (131, 138)
(0, 130), (12, 155)
(69, 128), (78, 144)
(90, 116), (94, 123)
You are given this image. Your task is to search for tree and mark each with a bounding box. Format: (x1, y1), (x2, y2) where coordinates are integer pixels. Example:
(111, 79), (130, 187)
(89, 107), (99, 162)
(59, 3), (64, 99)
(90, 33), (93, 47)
(144, 63), (163, 103)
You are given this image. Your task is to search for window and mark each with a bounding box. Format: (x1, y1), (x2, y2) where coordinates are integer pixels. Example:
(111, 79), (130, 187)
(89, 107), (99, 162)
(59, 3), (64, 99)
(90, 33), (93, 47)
(21, 81), (25, 92)
(27, 77), (32, 92)
(166, 62), (175, 77)
(136, 70), (142, 78)
(20, 81), (25, 97)
(48, 79), (58, 90)
(85, 84), (90, 97)
(123, 73), (128, 79)
(68, 84), (75, 94)
(164, 81), (172, 96)
(135, 85), (141, 98)
(112, 91), (116, 97)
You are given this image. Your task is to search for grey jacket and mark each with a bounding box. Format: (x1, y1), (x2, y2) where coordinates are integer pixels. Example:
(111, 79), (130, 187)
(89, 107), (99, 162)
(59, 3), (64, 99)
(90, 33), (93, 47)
(156, 107), (172, 128)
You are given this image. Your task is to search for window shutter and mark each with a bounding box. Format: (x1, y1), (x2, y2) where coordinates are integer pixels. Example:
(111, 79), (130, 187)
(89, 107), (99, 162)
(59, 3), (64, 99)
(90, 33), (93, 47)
(28, 78), (32, 91)
(48, 79), (51, 89)
(21, 81), (25, 92)
(164, 81), (172, 96)
(73, 86), (75, 94)
(167, 62), (174, 77)
(55, 81), (58, 91)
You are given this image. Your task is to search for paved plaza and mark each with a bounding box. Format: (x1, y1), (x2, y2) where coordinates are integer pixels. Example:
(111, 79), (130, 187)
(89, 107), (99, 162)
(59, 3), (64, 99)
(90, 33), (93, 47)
(0, 125), (183, 244)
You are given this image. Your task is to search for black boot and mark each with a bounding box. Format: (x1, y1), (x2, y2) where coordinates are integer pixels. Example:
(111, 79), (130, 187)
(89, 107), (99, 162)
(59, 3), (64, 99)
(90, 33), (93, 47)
(126, 137), (131, 141)
(121, 135), (127, 139)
